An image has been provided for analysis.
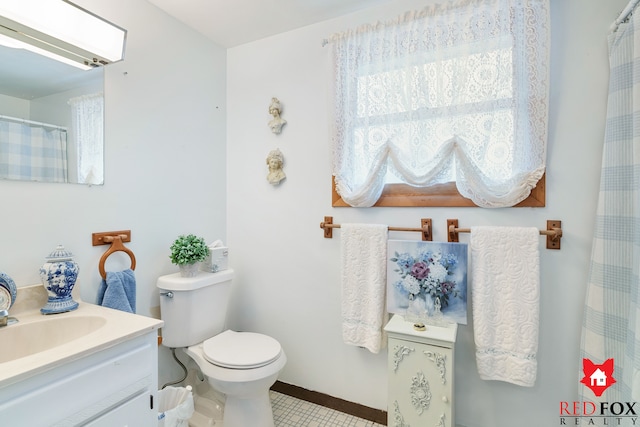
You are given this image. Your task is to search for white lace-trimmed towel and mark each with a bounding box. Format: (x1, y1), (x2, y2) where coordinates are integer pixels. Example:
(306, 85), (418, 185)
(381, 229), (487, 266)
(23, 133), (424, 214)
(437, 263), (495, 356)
(470, 226), (540, 387)
(340, 223), (389, 354)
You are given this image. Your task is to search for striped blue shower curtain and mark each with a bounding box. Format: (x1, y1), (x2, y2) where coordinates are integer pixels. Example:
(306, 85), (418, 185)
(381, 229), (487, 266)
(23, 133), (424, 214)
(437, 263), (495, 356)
(580, 5), (640, 406)
(0, 120), (68, 183)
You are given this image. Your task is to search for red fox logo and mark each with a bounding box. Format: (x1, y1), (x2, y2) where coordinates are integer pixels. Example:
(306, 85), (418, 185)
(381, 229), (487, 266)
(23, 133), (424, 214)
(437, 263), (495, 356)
(580, 358), (616, 397)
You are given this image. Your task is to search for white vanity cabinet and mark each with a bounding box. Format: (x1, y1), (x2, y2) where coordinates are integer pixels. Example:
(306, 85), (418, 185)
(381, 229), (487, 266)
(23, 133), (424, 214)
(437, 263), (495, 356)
(385, 315), (457, 427)
(0, 330), (159, 426)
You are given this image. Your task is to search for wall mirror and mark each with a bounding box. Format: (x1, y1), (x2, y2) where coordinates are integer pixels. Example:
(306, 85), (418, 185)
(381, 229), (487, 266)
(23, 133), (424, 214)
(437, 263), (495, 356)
(0, 44), (104, 185)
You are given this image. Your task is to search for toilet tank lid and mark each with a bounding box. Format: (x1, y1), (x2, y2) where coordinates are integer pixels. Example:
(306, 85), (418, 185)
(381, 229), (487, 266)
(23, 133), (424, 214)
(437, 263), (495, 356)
(156, 268), (234, 291)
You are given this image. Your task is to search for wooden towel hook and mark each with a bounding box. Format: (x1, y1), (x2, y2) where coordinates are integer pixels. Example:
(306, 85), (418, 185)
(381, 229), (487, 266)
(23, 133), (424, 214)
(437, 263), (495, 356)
(93, 230), (136, 279)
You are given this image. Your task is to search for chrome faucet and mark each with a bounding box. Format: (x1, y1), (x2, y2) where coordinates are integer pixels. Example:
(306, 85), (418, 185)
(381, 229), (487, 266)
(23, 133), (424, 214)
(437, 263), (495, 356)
(0, 310), (17, 327)
(0, 310), (9, 327)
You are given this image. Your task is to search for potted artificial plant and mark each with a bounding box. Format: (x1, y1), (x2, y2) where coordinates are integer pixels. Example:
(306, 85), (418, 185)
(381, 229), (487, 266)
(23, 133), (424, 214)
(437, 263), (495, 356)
(170, 234), (210, 277)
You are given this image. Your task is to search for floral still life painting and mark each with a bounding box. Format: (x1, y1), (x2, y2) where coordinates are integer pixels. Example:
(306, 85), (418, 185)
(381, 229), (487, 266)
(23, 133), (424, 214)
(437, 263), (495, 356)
(387, 240), (468, 324)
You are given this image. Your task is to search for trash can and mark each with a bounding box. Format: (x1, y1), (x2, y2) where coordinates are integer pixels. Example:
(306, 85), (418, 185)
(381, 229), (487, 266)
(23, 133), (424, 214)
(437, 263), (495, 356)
(158, 385), (195, 427)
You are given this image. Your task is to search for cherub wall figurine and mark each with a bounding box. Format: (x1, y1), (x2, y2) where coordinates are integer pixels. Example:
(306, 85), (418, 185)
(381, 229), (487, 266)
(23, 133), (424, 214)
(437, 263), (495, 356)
(266, 148), (286, 185)
(268, 97), (287, 134)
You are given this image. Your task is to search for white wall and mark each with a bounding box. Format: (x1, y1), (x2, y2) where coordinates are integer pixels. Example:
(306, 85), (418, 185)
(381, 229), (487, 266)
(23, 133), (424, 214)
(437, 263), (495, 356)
(31, 78), (103, 129)
(226, 1), (626, 425)
(0, 93), (29, 117)
(0, 0), (227, 386)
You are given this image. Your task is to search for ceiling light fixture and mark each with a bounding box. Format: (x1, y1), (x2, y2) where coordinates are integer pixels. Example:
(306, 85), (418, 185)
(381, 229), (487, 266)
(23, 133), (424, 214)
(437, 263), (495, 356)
(0, 0), (126, 70)
(0, 33), (93, 70)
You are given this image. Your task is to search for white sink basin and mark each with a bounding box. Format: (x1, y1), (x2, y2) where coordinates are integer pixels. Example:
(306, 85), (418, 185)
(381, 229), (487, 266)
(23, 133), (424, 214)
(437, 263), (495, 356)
(0, 315), (107, 363)
(0, 286), (162, 389)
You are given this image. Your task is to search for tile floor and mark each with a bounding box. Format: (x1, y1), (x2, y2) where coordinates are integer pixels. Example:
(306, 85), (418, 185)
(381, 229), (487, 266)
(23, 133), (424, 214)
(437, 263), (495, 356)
(271, 391), (386, 427)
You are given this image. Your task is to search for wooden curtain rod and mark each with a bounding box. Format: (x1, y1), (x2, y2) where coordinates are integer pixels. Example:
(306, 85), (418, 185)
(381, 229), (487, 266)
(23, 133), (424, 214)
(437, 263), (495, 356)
(447, 219), (562, 250)
(320, 216), (432, 241)
(320, 217), (563, 250)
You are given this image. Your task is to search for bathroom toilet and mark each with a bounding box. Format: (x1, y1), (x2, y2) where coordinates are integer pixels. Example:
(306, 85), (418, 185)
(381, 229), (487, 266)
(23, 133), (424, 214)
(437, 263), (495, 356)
(157, 269), (286, 427)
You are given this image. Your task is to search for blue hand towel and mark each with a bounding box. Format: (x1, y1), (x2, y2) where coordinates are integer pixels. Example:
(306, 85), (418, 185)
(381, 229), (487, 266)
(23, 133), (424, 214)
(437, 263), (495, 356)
(97, 269), (136, 313)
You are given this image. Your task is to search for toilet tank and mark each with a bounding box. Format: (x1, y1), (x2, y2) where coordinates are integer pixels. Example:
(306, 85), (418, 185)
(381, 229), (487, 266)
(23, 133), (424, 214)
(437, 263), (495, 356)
(157, 269), (234, 348)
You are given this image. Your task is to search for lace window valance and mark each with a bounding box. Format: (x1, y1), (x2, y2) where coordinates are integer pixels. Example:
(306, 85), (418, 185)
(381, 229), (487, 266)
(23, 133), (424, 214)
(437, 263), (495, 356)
(329, 0), (550, 208)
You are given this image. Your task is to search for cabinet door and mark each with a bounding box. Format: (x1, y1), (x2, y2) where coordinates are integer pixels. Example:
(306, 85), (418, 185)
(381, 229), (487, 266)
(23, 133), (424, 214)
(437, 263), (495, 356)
(388, 337), (453, 427)
(84, 392), (153, 427)
(0, 333), (157, 427)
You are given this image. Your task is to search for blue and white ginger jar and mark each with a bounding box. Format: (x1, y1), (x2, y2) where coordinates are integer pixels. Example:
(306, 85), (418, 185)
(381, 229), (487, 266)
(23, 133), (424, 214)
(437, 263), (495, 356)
(39, 245), (79, 314)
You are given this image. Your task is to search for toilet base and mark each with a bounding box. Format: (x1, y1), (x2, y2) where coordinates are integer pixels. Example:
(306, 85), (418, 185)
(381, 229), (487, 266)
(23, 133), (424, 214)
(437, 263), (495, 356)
(223, 392), (274, 427)
(183, 344), (286, 427)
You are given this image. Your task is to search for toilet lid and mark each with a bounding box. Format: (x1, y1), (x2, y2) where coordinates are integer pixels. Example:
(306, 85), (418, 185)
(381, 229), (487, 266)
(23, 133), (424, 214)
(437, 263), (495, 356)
(202, 330), (282, 369)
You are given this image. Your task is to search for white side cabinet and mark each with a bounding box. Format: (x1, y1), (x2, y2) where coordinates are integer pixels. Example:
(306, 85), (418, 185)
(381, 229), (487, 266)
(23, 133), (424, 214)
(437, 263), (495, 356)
(384, 315), (457, 427)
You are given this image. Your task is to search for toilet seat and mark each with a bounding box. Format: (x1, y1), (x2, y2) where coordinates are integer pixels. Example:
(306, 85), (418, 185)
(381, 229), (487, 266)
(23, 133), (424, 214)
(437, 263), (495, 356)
(202, 330), (282, 369)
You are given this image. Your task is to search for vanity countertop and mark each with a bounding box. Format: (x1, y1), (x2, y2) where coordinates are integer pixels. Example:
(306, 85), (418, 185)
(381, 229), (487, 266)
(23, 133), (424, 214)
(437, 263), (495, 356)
(0, 285), (163, 388)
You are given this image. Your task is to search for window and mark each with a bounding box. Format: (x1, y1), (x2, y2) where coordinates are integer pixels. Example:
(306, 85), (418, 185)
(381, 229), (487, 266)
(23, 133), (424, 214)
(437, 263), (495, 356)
(329, 0), (549, 208)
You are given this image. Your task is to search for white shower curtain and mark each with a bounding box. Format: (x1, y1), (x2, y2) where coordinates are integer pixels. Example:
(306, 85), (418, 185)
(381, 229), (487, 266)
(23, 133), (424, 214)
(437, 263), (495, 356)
(580, 2), (640, 407)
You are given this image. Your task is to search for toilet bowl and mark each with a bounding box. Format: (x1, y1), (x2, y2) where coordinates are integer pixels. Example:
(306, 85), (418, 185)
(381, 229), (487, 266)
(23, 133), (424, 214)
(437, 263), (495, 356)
(157, 270), (286, 427)
(185, 330), (287, 427)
